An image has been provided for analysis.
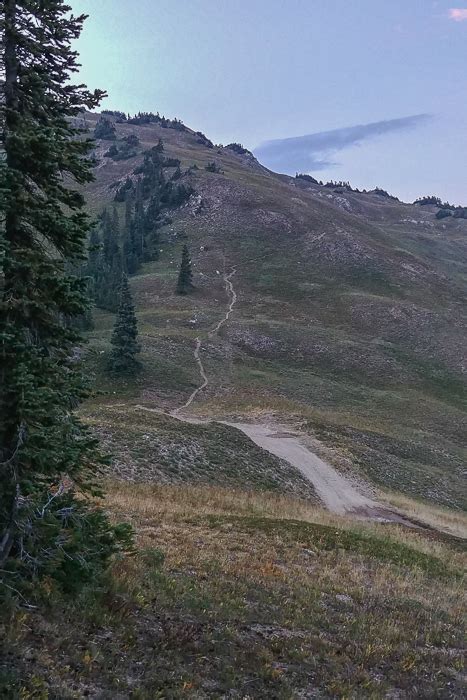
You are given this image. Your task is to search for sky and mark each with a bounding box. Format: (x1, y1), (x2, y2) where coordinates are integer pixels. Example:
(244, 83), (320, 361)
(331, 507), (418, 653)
(71, 1), (467, 204)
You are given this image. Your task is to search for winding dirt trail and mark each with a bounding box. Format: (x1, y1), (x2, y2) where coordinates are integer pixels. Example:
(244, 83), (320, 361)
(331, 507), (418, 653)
(209, 269), (237, 338)
(172, 338), (208, 415)
(140, 266), (419, 524)
(171, 269), (236, 415)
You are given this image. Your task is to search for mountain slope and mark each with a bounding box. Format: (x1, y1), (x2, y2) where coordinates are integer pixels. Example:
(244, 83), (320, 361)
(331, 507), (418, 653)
(81, 112), (467, 509)
(4, 482), (466, 698)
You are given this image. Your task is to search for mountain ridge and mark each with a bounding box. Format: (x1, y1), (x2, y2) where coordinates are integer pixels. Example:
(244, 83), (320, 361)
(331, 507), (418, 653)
(80, 110), (467, 510)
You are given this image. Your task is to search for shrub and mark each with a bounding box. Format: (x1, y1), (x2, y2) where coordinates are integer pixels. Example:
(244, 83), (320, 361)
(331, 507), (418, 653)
(226, 142), (251, 155)
(414, 196), (442, 207)
(295, 173), (319, 184)
(205, 161), (222, 173)
(436, 209), (452, 220)
(195, 131), (214, 148)
(94, 116), (117, 140)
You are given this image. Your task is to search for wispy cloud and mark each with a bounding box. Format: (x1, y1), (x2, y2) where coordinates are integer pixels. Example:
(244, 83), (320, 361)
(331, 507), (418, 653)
(448, 8), (467, 20)
(254, 115), (432, 174)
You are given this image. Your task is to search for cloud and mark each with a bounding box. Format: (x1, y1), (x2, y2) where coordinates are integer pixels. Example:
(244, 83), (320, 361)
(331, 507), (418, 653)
(253, 114), (432, 174)
(448, 8), (467, 20)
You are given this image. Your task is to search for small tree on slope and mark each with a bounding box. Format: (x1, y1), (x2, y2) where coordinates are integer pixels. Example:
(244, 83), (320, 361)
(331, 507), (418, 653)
(176, 244), (194, 295)
(107, 275), (141, 374)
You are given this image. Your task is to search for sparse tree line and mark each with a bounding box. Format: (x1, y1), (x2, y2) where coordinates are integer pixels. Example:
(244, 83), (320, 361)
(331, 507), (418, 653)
(294, 174), (399, 200)
(80, 138), (196, 373)
(225, 142), (252, 156)
(415, 196), (467, 219)
(87, 138), (194, 310)
(99, 109), (186, 130)
(195, 130), (214, 147)
(294, 174), (467, 214)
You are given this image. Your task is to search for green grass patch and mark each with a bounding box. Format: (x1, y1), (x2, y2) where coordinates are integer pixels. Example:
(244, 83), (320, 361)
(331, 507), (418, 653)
(199, 514), (460, 579)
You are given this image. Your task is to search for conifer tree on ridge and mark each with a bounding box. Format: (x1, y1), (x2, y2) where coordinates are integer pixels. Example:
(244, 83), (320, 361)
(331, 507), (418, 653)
(176, 244), (194, 295)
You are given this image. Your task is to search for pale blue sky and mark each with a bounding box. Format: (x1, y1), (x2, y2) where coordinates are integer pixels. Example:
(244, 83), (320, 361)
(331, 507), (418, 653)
(72, 1), (467, 204)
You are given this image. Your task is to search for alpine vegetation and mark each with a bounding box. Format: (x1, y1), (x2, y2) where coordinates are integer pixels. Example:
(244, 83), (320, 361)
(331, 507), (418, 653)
(107, 274), (141, 374)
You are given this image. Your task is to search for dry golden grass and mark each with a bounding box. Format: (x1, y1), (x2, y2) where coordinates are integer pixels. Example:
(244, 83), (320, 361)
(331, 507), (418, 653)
(380, 490), (467, 539)
(103, 481), (466, 568)
(5, 480), (466, 698)
(103, 479), (334, 523)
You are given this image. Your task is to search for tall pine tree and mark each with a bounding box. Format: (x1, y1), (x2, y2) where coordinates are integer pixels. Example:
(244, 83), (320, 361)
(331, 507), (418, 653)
(176, 244), (194, 295)
(1, 1), (130, 587)
(123, 195), (141, 275)
(107, 275), (141, 374)
(94, 208), (122, 311)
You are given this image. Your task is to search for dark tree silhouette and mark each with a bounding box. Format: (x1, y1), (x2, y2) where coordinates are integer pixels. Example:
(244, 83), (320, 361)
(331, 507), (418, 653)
(107, 275), (141, 374)
(1, 0), (131, 588)
(176, 245), (194, 295)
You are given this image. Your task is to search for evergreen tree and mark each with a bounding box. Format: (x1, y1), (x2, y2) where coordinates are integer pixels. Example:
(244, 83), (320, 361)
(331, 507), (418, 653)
(114, 175), (134, 202)
(85, 226), (102, 297)
(107, 275), (141, 374)
(123, 228), (140, 275)
(143, 194), (162, 261)
(139, 144), (165, 198)
(112, 205), (120, 237)
(122, 193), (140, 274)
(124, 190), (134, 233)
(132, 181), (147, 261)
(98, 259), (122, 312)
(87, 226), (102, 271)
(101, 208), (119, 265)
(95, 208), (122, 311)
(1, 0), (131, 589)
(176, 245), (194, 295)
(93, 115), (116, 140)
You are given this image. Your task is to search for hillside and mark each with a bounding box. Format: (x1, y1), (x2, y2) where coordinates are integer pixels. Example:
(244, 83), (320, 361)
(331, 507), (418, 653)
(3, 483), (466, 698)
(79, 111), (467, 511)
(3, 112), (467, 700)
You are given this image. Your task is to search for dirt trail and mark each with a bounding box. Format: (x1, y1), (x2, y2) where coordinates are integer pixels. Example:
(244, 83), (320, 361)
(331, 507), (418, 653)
(227, 423), (378, 514)
(209, 269), (237, 337)
(140, 266), (418, 524)
(172, 338), (208, 415)
(225, 422), (414, 523)
(171, 269), (236, 415)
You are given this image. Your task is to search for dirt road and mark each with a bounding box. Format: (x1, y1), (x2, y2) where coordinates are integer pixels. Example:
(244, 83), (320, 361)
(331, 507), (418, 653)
(226, 422), (376, 514)
(226, 422), (413, 522)
(146, 265), (416, 524)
